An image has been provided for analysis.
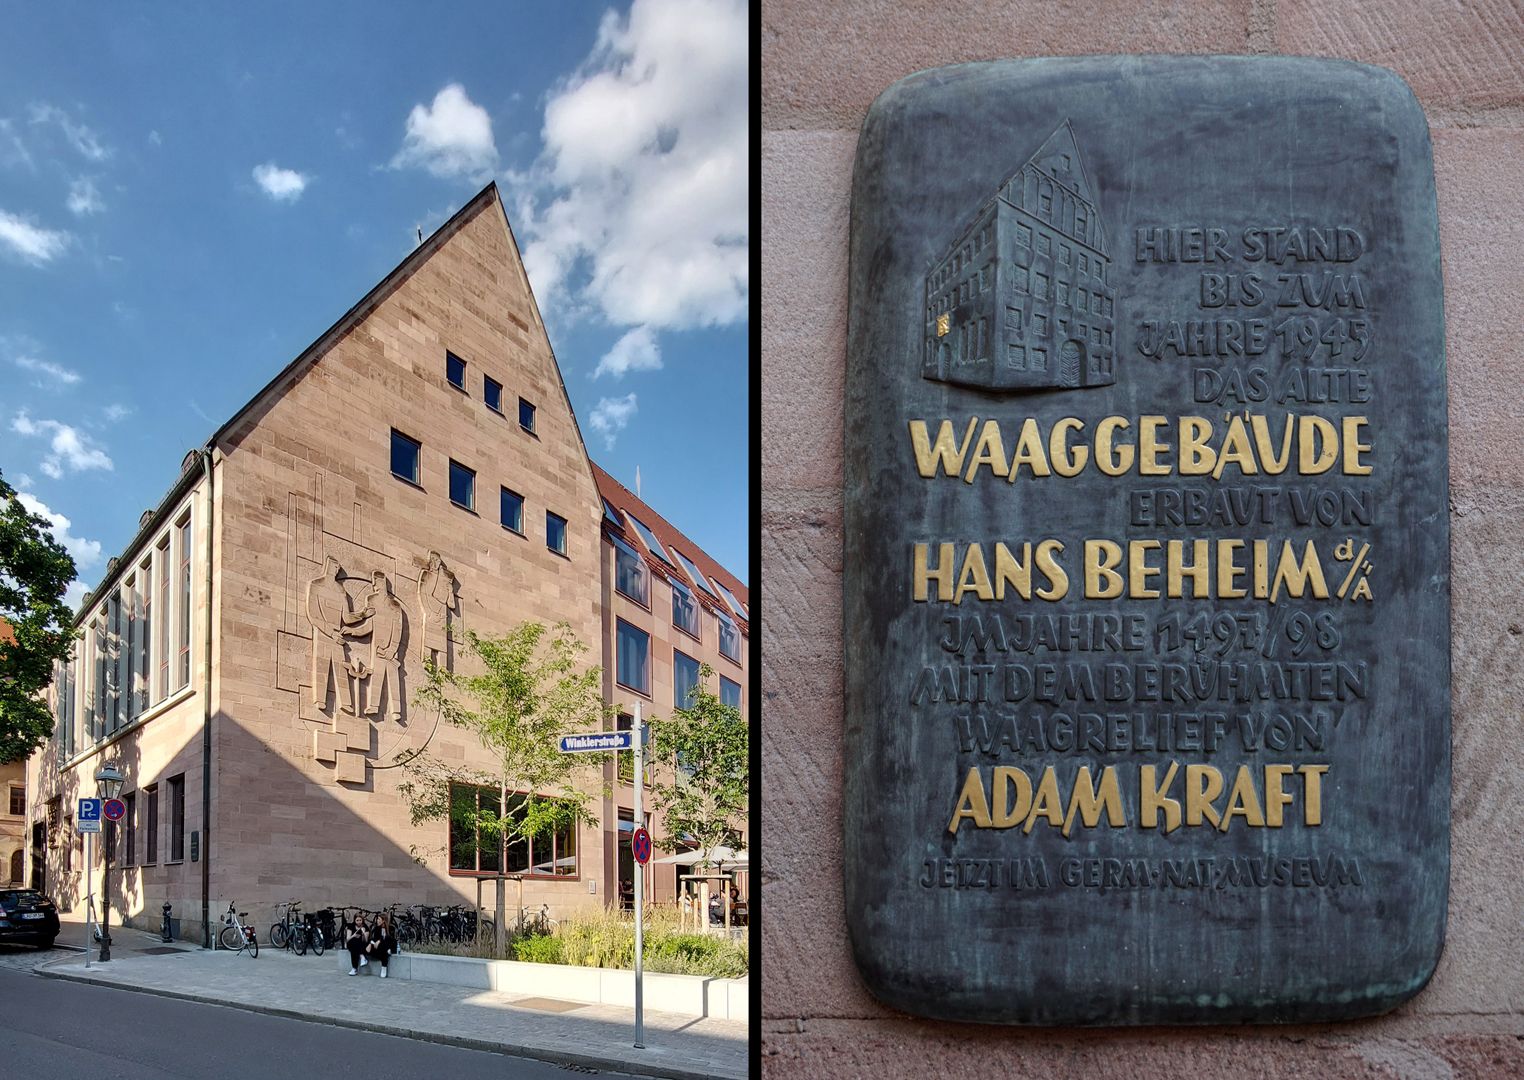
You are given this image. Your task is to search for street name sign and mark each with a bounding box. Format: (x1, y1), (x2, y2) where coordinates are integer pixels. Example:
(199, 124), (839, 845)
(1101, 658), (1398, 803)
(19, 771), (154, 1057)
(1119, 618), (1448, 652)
(559, 731), (636, 753)
(842, 56), (1449, 1026)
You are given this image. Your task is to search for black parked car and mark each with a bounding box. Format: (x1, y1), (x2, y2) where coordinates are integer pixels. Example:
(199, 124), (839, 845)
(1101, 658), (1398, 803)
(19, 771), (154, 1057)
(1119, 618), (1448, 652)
(0, 889), (61, 948)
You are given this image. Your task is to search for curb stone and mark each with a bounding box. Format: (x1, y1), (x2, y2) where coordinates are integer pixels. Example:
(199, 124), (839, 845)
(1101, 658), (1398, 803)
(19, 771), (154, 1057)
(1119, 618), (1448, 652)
(36, 964), (733, 1080)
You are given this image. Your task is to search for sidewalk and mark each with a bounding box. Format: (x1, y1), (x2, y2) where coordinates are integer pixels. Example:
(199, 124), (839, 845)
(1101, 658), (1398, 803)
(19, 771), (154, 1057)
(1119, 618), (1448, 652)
(38, 921), (747, 1080)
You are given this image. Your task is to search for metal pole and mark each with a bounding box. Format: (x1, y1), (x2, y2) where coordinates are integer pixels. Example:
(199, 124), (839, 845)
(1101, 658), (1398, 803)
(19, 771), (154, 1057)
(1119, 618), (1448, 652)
(85, 830), (92, 969)
(632, 701), (644, 1050)
(100, 819), (112, 962)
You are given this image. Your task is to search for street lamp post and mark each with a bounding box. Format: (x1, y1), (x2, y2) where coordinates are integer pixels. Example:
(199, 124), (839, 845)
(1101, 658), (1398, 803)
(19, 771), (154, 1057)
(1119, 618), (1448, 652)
(94, 761), (124, 962)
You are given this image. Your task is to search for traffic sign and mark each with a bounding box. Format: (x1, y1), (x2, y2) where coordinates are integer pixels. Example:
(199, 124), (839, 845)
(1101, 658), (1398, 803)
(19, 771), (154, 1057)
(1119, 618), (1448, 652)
(78, 798), (101, 821)
(103, 799), (126, 822)
(559, 731), (635, 753)
(632, 827), (652, 866)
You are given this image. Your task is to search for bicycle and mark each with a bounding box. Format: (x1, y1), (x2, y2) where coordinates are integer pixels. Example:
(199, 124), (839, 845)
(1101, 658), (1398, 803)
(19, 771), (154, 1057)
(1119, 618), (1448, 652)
(269, 899), (301, 951)
(289, 910), (326, 956)
(219, 901), (259, 958)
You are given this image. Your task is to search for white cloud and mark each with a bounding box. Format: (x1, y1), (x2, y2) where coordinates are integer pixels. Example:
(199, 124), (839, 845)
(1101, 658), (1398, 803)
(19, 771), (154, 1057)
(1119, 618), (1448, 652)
(103, 403), (131, 422)
(28, 103), (111, 162)
(589, 392), (638, 449)
(0, 210), (70, 264)
(11, 411), (113, 476)
(66, 177), (104, 216)
(64, 580), (90, 609)
(390, 84), (498, 181)
(252, 162), (310, 201)
(14, 354), (81, 387)
(512, 0), (747, 331)
(148, 130), (162, 146)
(14, 491), (103, 572)
(0, 118), (34, 170)
(594, 325), (663, 379)
(15, 473), (33, 489)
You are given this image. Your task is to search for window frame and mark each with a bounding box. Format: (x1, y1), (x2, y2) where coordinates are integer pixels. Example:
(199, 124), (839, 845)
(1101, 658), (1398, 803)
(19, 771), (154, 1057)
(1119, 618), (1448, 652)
(671, 579), (701, 641)
(673, 649), (702, 712)
(447, 782), (579, 879)
(7, 784), (23, 818)
(718, 615), (741, 663)
(176, 514), (192, 691)
(518, 397), (536, 434)
(446, 351), (467, 391)
(545, 510), (568, 557)
(124, 791), (136, 866)
(720, 675), (742, 712)
(615, 619), (651, 697)
(143, 784), (159, 865)
(483, 374), (503, 414)
(499, 486), (524, 535)
(612, 534), (649, 608)
(390, 428), (422, 487)
(167, 774), (185, 862)
(448, 459), (476, 512)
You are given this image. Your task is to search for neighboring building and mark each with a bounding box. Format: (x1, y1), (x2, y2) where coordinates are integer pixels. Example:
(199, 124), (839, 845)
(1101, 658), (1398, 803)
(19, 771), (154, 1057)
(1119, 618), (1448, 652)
(0, 619), (25, 886)
(24, 183), (748, 944)
(923, 120), (1116, 391)
(593, 463), (749, 911)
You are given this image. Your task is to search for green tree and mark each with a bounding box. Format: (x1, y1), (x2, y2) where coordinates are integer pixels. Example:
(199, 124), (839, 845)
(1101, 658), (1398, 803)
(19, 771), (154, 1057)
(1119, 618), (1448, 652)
(647, 664), (749, 870)
(397, 621), (610, 952)
(0, 470), (78, 764)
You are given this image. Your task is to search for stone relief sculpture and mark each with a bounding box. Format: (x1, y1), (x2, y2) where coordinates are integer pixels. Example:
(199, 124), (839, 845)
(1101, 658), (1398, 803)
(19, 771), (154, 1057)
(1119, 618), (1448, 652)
(307, 555), (358, 715)
(347, 570), (405, 721)
(417, 550), (459, 668)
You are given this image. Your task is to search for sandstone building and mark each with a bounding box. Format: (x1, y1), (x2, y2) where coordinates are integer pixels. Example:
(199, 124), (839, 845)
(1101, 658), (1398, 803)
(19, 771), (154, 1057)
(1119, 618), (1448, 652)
(23, 183), (748, 944)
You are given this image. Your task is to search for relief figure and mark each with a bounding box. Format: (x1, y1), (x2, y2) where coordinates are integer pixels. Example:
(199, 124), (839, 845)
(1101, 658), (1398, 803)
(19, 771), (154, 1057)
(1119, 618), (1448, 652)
(418, 551), (459, 669)
(307, 555), (357, 714)
(350, 570), (405, 721)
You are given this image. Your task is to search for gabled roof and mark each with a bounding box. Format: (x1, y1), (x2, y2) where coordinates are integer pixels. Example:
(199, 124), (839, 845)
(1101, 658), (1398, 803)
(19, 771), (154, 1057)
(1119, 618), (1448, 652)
(70, 180), (598, 623)
(591, 461), (748, 632)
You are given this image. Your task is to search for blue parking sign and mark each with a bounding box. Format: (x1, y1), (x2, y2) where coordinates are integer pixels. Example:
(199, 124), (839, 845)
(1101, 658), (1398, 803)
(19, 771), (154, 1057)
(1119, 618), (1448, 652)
(78, 798), (101, 821)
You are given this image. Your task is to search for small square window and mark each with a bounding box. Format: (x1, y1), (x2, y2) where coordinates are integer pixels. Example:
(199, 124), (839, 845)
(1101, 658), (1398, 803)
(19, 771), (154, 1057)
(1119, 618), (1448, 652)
(446, 352), (466, 390)
(390, 429), (421, 485)
(546, 511), (567, 555)
(519, 398), (536, 433)
(449, 460), (475, 510)
(484, 375), (503, 413)
(500, 487), (523, 533)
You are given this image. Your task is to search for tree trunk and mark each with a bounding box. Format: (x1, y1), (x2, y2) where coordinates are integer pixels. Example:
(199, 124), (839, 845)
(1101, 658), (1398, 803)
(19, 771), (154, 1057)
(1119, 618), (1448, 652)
(496, 775), (507, 957)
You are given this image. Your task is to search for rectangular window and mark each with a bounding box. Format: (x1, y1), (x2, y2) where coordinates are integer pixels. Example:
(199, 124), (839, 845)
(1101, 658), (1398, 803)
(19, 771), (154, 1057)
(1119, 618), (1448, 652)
(672, 580), (700, 639)
(674, 650), (702, 711)
(500, 487), (524, 533)
(446, 351), (466, 390)
(1057, 281), (1069, 307)
(720, 676), (742, 711)
(1076, 204), (1088, 235)
(448, 783), (576, 877)
(546, 511), (567, 556)
(448, 460), (475, 511)
(616, 712), (635, 784)
(719, 616), (741, 663)
(712, 580), (747, 621)
(390, 429), (421, 485)
(613, 535), (648, 606)
(484, 375), (503, 413)
(64, 818), (72, 872)
(108, 589), (122, 732)
(124, 792), (136, 865)
(1060, 243), (1071, 265)
(137, 558), (151, 712)
(1037, 233), (1051, 256)
(177, 516), (192, 690)
(124, 577), (137, 721)
(8, 785), (22, 817)
(626, 512), (670, 563)
(89, 620), (103, 742)
(1031, 347), (1048, 371)
(1007, 342), (1027, 369)
(1034, 272), (1050, 300)
(1016, 223), (1032, 247)
(168, 774), (185, 861)
(144, 785), (158, 864)
(518, 398), (536, 433)
(672, 549), (720, 599)
(616, 620), (650, 695)
(1078, 252), (1088, 275)
(156, 537), (170, 698)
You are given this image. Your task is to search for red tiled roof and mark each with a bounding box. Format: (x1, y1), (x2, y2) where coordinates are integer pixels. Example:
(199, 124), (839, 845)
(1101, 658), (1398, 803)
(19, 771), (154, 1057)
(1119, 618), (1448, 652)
(591, 462), (748, 631)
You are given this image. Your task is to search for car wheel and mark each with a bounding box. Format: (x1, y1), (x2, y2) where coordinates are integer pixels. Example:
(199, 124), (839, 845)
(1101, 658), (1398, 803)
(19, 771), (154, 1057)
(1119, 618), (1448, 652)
(37, 936), (56, 950)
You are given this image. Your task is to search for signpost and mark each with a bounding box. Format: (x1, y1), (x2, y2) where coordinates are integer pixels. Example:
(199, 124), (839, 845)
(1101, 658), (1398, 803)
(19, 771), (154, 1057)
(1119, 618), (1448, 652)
(78, 799), (101, 968)
(559, 705), (648, 1050)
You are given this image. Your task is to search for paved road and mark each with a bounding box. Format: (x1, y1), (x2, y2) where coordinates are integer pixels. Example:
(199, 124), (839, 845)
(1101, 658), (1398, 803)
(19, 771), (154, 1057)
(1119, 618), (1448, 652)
(0, 964), (639, 1079)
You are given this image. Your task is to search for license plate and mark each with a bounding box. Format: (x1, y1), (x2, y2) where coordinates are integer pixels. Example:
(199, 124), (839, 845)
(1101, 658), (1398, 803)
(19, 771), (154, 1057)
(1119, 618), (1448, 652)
(21, 912), (44, 920)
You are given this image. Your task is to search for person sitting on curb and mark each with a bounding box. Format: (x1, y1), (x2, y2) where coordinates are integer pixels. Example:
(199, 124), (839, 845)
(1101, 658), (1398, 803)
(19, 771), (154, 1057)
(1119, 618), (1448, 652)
(345, 913), (370, 975)
(365, 912), (398, 978)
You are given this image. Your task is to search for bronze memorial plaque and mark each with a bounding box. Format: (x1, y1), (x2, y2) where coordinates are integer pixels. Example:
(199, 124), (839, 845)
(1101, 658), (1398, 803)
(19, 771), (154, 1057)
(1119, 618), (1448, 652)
(842, 57), (1449, 1025)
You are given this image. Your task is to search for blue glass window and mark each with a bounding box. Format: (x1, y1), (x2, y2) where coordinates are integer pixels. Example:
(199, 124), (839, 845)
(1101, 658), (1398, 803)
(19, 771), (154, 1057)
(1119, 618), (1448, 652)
(674, 650), (701, 711)
(546, 511), (567, 555)
(484, 375), (503, 413)
(449, 460), (475, 510)
(500, 487), (523, 532)
(720, 676), (741, 711)
(519, 398), (536, 432)
(616, 620), (649, 694)
(446, 351), (466, 389)
(390, 429), (420, 484)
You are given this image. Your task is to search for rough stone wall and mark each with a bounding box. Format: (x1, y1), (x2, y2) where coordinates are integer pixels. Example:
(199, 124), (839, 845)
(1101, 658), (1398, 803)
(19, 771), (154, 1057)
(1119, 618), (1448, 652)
(761, 1), (1524, 1074)
(210, 194), (611, 921)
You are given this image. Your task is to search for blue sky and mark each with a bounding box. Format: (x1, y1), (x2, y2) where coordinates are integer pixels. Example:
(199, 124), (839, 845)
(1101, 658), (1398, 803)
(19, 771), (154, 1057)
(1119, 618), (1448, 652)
(0, 1), (749, 607)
